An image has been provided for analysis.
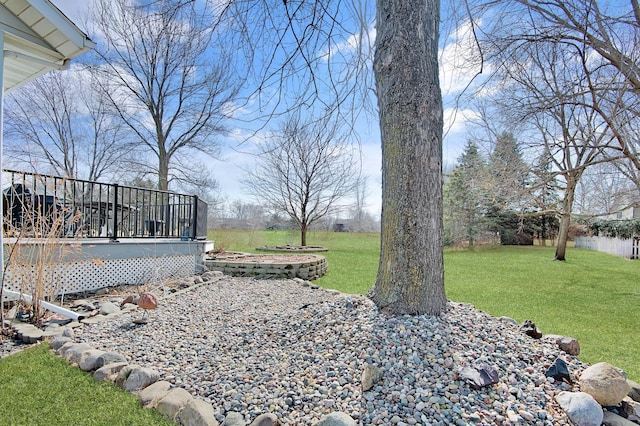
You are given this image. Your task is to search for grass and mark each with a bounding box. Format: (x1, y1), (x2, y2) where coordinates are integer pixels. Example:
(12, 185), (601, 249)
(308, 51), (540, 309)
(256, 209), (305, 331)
(0, 343), (174, 426)
(210, 229), (640, 380)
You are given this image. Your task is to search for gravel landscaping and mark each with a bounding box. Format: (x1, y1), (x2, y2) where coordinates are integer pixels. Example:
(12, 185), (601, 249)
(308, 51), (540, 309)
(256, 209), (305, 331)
(62, 275), (592, 425)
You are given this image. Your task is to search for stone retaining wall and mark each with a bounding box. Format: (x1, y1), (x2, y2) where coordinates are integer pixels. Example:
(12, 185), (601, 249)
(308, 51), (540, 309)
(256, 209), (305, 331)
(204, 255), (327, 280)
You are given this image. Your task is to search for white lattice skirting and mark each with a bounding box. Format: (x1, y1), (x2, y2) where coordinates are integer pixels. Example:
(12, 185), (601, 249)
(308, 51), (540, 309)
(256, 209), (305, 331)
(4, 256), (195, 296)
(2, 239), (213, 297)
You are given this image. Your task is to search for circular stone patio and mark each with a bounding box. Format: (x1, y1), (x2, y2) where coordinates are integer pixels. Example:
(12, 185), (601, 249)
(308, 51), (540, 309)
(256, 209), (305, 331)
(204, 252), (327, 280)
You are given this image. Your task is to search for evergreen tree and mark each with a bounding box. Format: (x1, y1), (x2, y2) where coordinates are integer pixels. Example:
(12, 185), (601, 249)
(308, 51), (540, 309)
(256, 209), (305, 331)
(485, 132), (534, 244)
(488, 132), (529, 210)
(445, 141), (489, 245)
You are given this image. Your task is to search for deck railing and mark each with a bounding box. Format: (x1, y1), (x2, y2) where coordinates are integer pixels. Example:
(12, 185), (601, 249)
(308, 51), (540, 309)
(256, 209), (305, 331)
(2, 169), (208, 240)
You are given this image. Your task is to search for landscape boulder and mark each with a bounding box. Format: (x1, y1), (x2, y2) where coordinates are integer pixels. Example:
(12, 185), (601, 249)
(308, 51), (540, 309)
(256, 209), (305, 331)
(622, 397), (640, 422)
(248, 413), (279, 426)
(316, 412), (357, 426)
(95, 351), (128, 369)
(63, 342), (93, 364)
(49, 335), (72, 350)
(138, 292), (159, 310)
(223, 411), (246, 425)
(628, 379), (640, 402)
(94, 361), (127, 382)
(602, 411), (638, 426)
(556, 391), (603, 426)
(123, 366), (160, 392)
(78, 349), (106, 371)
(155, 387), (192, 420)
(99, 301), (120, 315)
(176, 398), (219, 426)
(580, 362), (631, 406)
(138, 380), (171, 408)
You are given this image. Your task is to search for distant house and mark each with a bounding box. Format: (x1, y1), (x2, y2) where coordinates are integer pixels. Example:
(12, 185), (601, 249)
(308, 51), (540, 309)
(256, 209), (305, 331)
(603, 205), (640, 221)
(333, 223), (349, 232)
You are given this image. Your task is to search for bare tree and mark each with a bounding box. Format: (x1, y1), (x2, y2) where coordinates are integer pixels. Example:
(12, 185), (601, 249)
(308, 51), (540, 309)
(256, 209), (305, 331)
(243, 113), (358, 246)
(575, 161), (639, 217)
(470, 0), (640, 177)
(498, 40), (618, 260)
(349, 177), (379, 232)
(88, 0), (242, 191)
(4, 67), (129, 181)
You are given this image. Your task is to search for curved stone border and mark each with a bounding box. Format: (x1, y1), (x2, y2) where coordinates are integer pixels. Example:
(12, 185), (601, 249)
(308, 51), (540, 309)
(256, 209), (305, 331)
(255, 245), (328, 252)
(21, 274), (356, 426)
(205, 253), (328, 280)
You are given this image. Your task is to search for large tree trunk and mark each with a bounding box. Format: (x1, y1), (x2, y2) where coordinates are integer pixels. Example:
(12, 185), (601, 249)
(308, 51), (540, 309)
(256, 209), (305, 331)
(158, 149), (169, 192)
(555, 176), (578, 261)
(301, 225), (307, 247)
(368, 0), (447, 315)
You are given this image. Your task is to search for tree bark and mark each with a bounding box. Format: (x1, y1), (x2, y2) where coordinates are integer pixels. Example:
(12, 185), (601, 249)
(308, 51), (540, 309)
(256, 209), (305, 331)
(368, 0), (447, 315)
(158, 146), (169, 192)
(301, 225), (307, 247)
(554, 176), (578, 261)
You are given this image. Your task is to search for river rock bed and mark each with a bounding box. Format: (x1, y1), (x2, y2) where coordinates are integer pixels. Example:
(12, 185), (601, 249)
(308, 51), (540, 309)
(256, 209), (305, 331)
(72, 276), (587, 425)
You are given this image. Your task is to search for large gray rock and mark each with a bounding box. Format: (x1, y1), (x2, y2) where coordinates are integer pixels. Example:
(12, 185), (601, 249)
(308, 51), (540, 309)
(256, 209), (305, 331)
(556, 391), (603, 426)
(55, 340), (76, 356)
(361, 364), (383, 391)
(49, 335), (72, 350)
(316, 412), (357, 426)
(622, 397), (640, 422)
(223, 412), (246, 426)
(176, 398), (219, 426)
(602, 411), (638, 426)
(123, 366), (160, 392)
(580, 362), (631, 406)
(93, 361), (129, 382)
(115, 365), (135, 388)
(95, 351), (127, 369)
(156, 387), (192, 420)
(249, 413), (279, 426)
(138, 380), (171, 408)
(628, 379), (640, 402)
(63, 343), (94, 364)
(78, 349), (106, 371)
(99, 301), (121, 315)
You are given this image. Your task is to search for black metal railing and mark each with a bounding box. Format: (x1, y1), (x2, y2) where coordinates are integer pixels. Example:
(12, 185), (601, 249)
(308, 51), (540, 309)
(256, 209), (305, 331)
(2, 169), (208, 240)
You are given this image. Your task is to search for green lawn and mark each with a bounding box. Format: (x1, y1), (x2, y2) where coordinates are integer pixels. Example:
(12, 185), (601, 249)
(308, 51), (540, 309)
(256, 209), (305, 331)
(0, 343), (174, 426)
(210, 229), (640, 380)
(1, 230), (638, 422)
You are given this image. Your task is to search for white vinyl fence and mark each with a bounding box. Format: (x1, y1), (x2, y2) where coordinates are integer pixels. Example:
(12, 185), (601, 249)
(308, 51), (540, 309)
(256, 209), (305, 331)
(575, 236), (640, 259)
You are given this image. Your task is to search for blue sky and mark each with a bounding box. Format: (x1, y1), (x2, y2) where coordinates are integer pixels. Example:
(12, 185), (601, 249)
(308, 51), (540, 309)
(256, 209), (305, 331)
(51, 0), (474, 216)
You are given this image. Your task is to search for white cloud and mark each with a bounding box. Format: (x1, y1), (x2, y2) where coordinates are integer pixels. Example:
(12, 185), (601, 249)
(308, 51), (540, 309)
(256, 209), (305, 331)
(321, 26), (376, 62)
(444, 107), (480, 135)
(439, 20), (486, 97)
